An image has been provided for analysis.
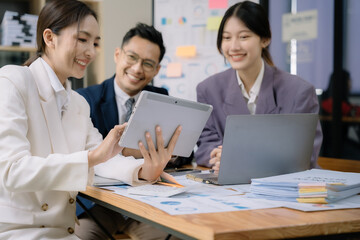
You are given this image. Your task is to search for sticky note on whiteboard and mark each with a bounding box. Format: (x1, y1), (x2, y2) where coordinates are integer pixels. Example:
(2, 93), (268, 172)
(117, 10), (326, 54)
(166, 62), (182, 78)
(207, 16), (222, 31)
(175, 45), (196, 58)
(209, 0), (228, 9)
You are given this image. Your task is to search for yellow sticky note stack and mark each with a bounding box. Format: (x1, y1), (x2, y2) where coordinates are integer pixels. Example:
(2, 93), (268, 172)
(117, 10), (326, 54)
(175, 45), (196, 58)
(250, 169), (360, 204)
(296, 183), (329, 203)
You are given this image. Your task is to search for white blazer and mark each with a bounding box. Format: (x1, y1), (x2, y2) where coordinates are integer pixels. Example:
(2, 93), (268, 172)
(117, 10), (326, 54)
(0, 58), (143, 239)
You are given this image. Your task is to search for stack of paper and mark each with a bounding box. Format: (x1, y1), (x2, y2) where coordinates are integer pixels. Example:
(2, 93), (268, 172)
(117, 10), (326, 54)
(1, 11), (38, 47)
(93, 175), (124, 187)
(250, 169), (360, 203)
(127, 183), (200, 197)
(127, 171), (200, 197)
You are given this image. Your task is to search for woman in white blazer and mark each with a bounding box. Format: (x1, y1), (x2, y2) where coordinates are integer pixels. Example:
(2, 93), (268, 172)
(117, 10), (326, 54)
(0, 1), (180, 239)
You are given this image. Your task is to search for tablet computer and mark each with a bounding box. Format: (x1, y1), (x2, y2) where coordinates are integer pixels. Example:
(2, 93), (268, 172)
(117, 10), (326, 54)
(118, 91), (213, 157)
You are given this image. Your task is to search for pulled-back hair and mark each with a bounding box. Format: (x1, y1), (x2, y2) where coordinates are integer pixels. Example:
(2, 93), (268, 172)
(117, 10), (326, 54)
(121, 23), (166, 62)
(217, 1), (274, 66)
(24, 0), (97, 66)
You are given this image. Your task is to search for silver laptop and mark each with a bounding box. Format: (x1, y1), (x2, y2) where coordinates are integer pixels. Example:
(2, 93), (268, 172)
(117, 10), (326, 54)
(188, 114), (318, 185)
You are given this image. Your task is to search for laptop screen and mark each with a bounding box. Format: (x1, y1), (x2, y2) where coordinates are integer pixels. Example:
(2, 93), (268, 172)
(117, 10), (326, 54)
(217, 114), (318, 185)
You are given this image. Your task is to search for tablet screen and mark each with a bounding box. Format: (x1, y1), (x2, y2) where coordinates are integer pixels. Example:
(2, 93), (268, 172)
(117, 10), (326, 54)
(118, 91), (212, 157)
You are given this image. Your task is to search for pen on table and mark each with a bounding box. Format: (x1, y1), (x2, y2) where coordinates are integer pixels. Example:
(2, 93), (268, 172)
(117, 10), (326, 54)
(157, 182), (184, 188)
(160, 172), (184, 188)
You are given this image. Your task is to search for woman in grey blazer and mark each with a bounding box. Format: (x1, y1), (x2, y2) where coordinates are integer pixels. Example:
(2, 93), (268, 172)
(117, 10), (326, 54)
(195, 1), (322, 170)
(0, 1), (180, 239)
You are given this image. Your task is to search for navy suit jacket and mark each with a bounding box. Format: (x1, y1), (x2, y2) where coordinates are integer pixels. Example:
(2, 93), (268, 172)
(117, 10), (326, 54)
(195, 63), (323, 168)
(77, 75), (168, 139)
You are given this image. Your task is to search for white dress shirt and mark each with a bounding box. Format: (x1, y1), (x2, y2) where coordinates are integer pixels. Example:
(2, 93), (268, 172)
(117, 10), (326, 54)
(40, 57), (71, 118)
(236, 59), (265, 114)
(113, 79), (140, 124)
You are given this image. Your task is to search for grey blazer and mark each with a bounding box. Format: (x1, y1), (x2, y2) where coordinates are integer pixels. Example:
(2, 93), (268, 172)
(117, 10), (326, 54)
(195, 62), (323, 168)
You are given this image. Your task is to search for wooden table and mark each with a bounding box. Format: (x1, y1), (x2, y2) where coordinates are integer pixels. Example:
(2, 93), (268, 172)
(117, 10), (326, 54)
(79, 186), (360, 240)
(319, 115), (360, 123)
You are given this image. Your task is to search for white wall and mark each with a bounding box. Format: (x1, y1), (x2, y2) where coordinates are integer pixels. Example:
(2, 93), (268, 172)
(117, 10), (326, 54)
(101, 0), (153, 80)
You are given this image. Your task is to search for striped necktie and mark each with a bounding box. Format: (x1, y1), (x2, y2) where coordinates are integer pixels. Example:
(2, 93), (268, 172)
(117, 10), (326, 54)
(125, 98), (135, 122)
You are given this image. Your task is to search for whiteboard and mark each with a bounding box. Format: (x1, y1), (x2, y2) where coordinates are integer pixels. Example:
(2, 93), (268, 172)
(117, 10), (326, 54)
(153, 0), (260, 101)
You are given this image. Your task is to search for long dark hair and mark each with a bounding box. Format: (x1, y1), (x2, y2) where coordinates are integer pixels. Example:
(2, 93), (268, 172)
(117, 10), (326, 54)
(216, 1), (274, 66)
(23, 0), (97, 66)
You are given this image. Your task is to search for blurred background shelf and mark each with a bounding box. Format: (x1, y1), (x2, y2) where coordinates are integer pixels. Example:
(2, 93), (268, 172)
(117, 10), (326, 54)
(1, 0), (153, 88)
(0, 0), (104, 88)
(0, 45), (36, 52)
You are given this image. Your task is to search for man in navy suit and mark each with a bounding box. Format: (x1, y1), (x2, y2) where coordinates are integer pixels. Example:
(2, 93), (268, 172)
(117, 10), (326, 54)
(77, 24), (167, 141)
(75, 23), (179, 240)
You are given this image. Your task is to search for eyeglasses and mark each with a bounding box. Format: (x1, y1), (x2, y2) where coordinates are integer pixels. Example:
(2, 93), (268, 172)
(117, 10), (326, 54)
(122, 49), (158, 72)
